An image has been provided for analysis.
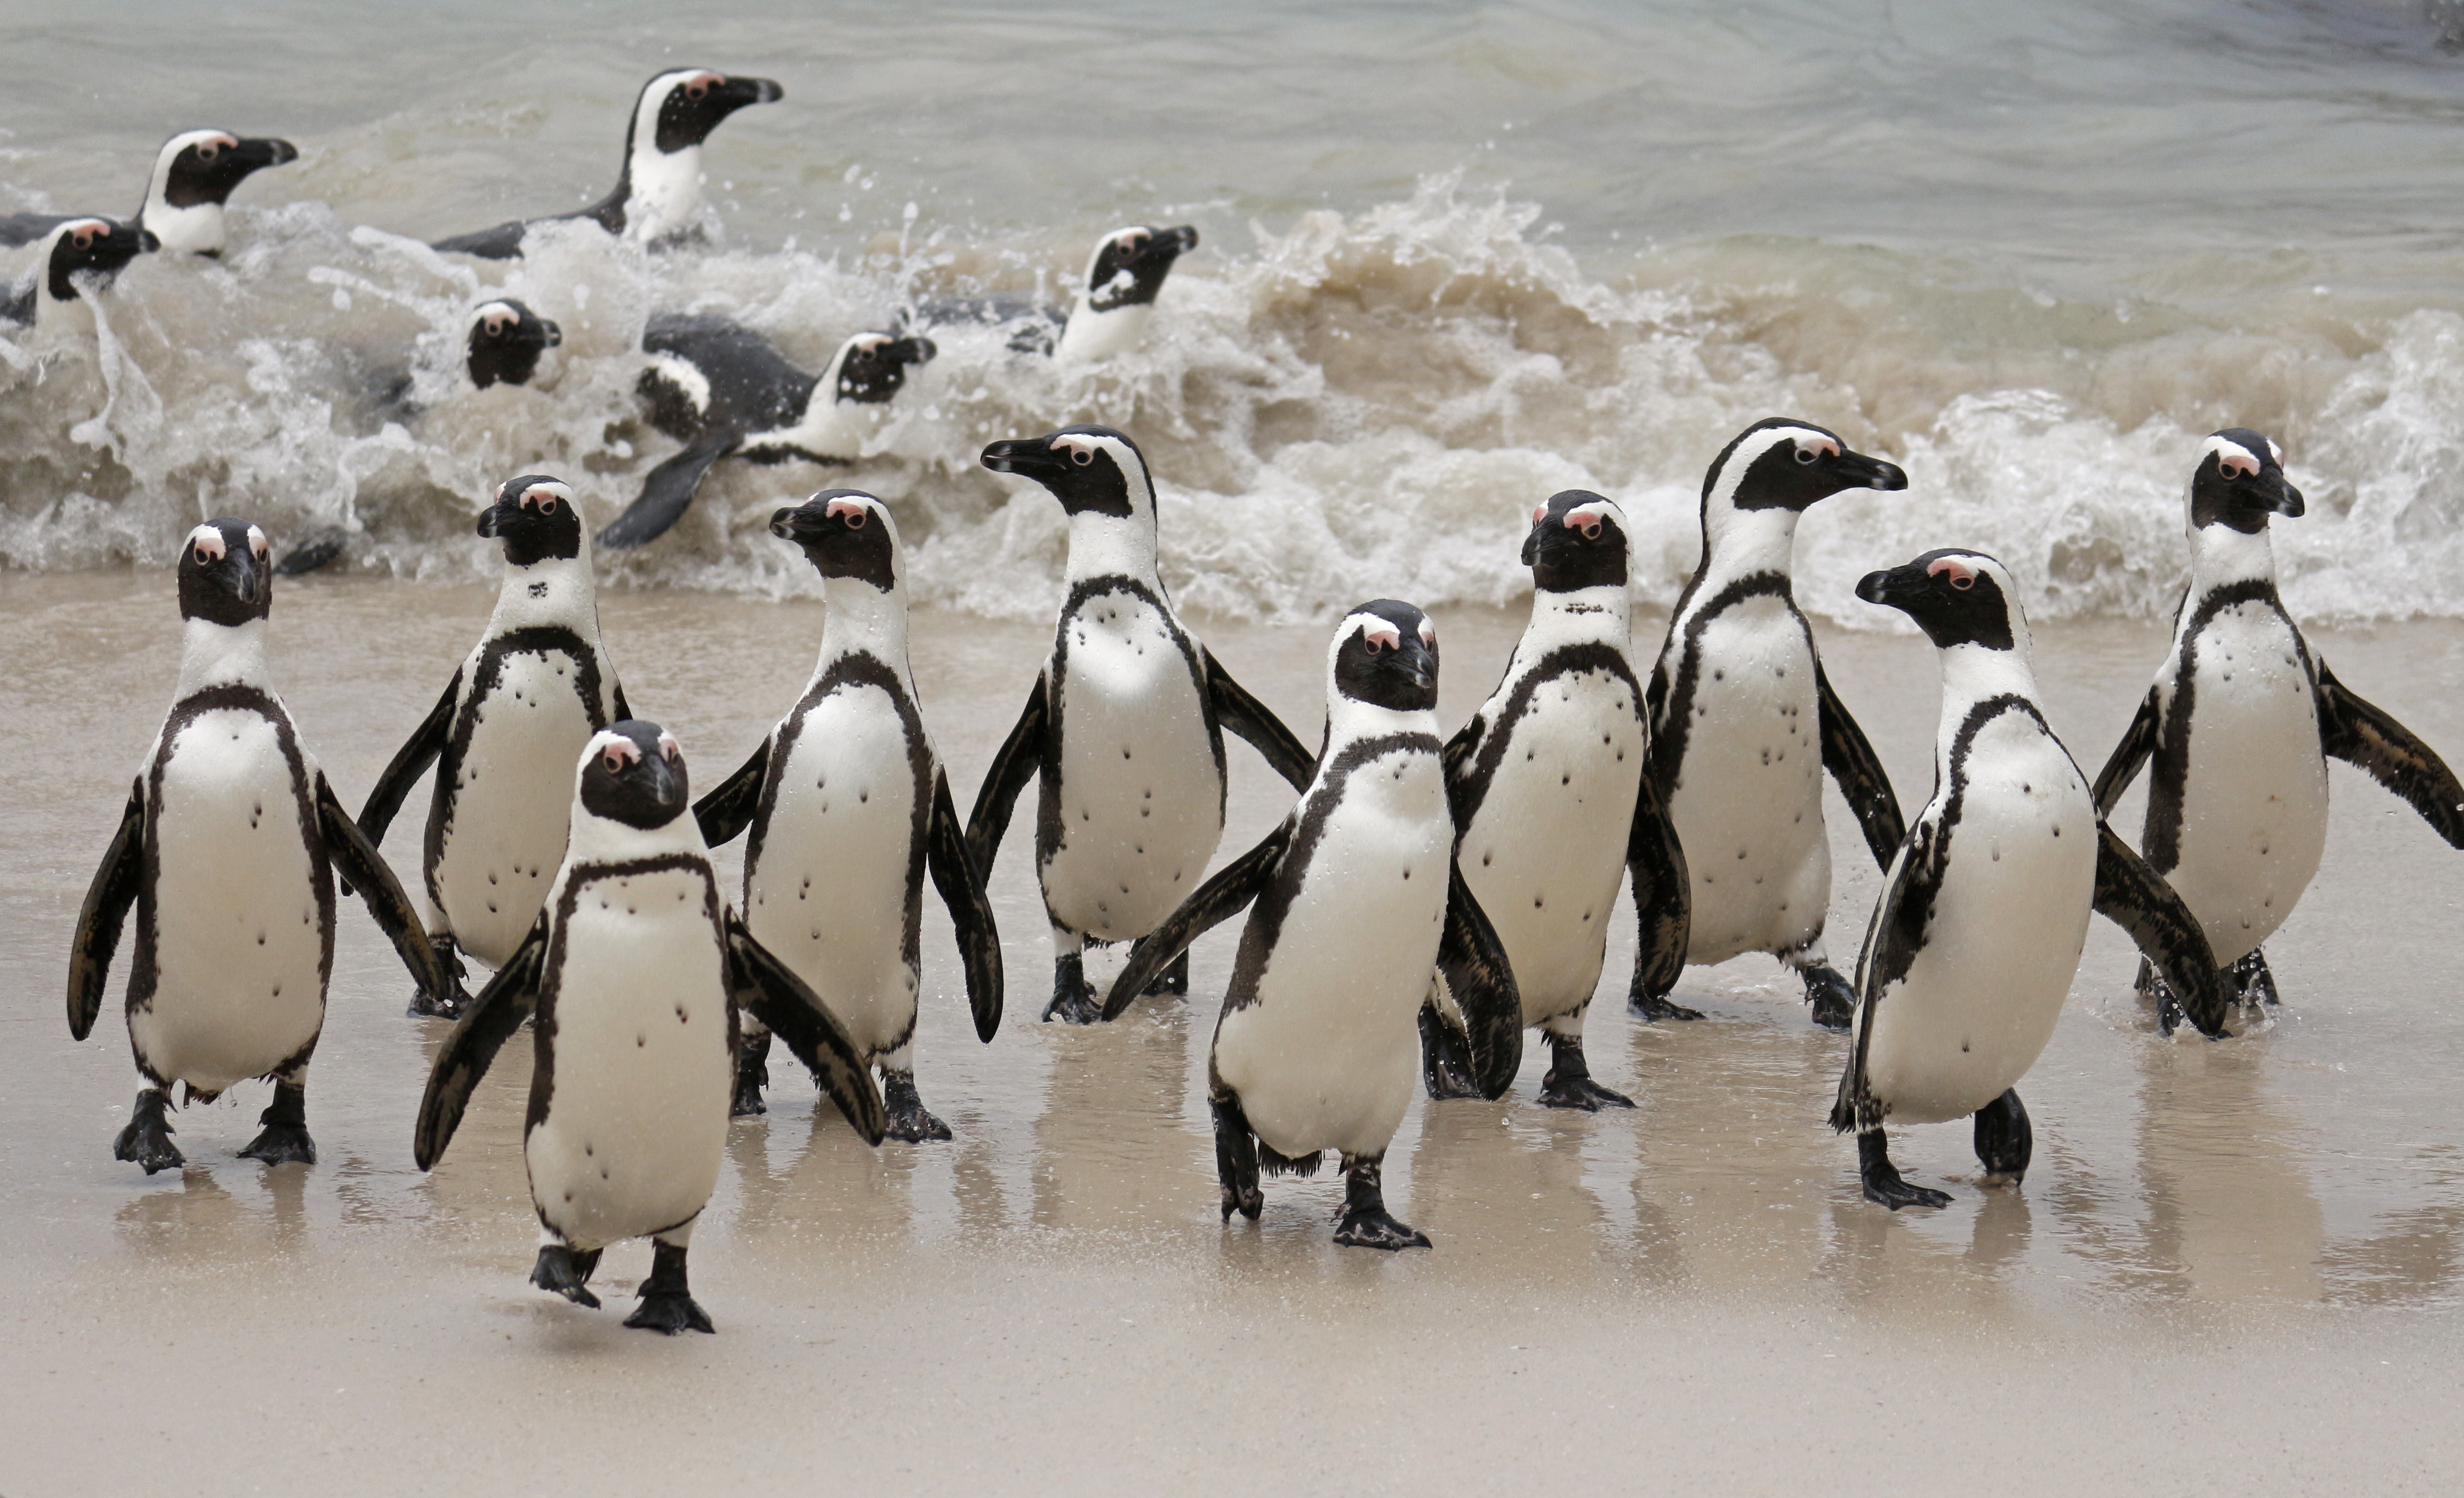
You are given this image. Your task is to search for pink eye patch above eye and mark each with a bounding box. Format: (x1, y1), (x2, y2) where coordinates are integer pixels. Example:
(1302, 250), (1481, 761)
(1926, 557), (1978, 589)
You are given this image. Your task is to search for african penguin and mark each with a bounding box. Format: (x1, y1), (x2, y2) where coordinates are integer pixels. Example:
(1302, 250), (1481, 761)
(357, 475), (629, 1018)
(414, 721), (886, 1334)
(1646, 417), (1910, 1028)
(1101, 602), (1522, 1248)
(67, 519), (448, 1174)
(1, 216), (153, 329)
(1420, 490), (1691, 1111)
(2091, 429), (2464, 1029)
(596, 317), (936, 550)
(693, 490), (1002, 1135)
(906, 224), (1198, 360)
(967, 424), (1316, 1023)
(430, 68), (782, 260)
(0, 129), (297, 257)
(1833, 549), (2227, 1210)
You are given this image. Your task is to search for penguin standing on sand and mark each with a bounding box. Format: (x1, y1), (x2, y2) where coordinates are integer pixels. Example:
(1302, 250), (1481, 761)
(414, 722), (886, 1333)
(1833, 549), (2228, 1209)
(907, 224), (1199, 360)
(693, 490), (1003, 1133)
(2, 216), (153, 329)
(430, 68), (782, 260)
(0, 129), (298, 257)
(357, 476), (629, 1016)
(67, 520), (448, 1173)
(1646, 418), (1910, 1028)
(967, 425), (1316, 1022)
(2091, 430), (2464, 1028)
(1420, 491), (1690, 1110)
(1103, 602), (1523, 1248)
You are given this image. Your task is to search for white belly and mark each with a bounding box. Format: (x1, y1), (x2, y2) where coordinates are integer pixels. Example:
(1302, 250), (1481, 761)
(1214, 745), (1450, 1161)
(1042, 593), (1224, 941)
(135, 708), (327, 1093)
(527, 867), (733, 1249)
(1665, 599), (1828, 963)
(744, 687), (926, 1058)
(1861, 723), (2097, 1126)
(2162, 610), (2329, 965)
(435, 648), (598, 965)
(1458, 668), (1645, 1020)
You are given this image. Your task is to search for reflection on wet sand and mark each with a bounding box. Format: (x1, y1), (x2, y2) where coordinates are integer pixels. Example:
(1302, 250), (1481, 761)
(1028, 986), (1209, 1236)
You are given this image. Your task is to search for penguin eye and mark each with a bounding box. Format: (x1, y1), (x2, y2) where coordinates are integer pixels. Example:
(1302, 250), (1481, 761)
(843, 509), (866, 529)
(535, 496), (558, 516)
(249, 530), (268, 557)
(1531, 506), (1548, 527)
(1580, 521), (1601, 540)
(484, 315), (508, 337)
(1362, 635), (1384, 654)
(1070, 448), (1093, 467)
(1794, 448), (1817, 465)
(602, 749), (627, 774)
(1948, 573), (1973, 592)
(71, 228), (93, 251)
(196, 142), (220, 163)
(686, 80), (709, 100)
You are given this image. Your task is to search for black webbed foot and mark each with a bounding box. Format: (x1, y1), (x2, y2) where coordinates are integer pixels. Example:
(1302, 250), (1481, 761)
(1043, 952), (1101, 1025)
(1417, 1003), (1484, 1101)
(2146, 969), (2187, 1037)
(1333, 1154), (1430, 1250)
(1972, 1088), (2032, 1185)
(881, 1071), (952, 1142)
(531, 1243), (604, 1308)
(407, 933), (471, 1019)
(1213, 1086), (1263, 1222)
(1800, 963), (1856, 1031)
(1143, 948), (1190, 996)
(2232, 948), (2280, 1007)
(1858, 1130), (1951, 1210)
(113, 1088), (183, 1174)
(1537, 1032), (1634, 1111)
(625, 1242), (714, 1335)
(237, 1081), (315, 1167)
(731, 1029), (771, 1117)
(1628, 989), (1704, 1022)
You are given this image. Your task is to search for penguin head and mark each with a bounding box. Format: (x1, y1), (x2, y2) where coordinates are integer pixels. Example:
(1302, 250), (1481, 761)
(830, 332), (936, 405)
(466, 299), (562, 389)
(177, 519), (273, 626)
(981, 425), (1149, 520)
(1083, 225), (1199, 313)
(1856, 548), (2021, 653)
(1332, 600), (1440, 713)
(477, 475), (584, 567)
(1521, 490), (1630, 592)
(1705, 419), (1907, 516)
(2190, 429), (2304, 536)
(155, 130), (298, 211)
(44, 218), (153, 304)
(637, 69), (783, 156)
(771, 489), (899, 591)
(579, 721), (690, 831)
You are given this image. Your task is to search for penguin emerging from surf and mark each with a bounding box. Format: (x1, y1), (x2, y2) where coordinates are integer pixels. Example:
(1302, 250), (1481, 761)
(593, 318), (936, 550)
(1, 216), (153, 329)
(1834, 548), (2229, 1209)
(356, 476), (630, 1018)
(1101, 601), (1523, 1248)
(2090, 430), (2464, 1030)
(414, 721), (887, 1333)
(907, 224), (1198, 361)
(66, 519), (450, 1174)
(429, 68), (781, 260)
(1419, 491), (1691, 1111)
(1644, 418), (1910, 1029)
(966, 425), (1317, 1023)
(0, 129), (298, 257)
(693, 490), (1002, 1134)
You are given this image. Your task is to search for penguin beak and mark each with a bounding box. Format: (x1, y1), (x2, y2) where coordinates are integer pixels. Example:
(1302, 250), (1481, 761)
(721, 76), (784, 110)
(476, 499), (513, 539)
(895, 336), (935, 366)
(1144, 225), (1199, 264)
(2257, 471), (2305, 519)
(769, 503), (836, 543)
(1388, 633), (1437, 693)
(1855, 563), (1918, 610)
(530, 317), (562, 349)
(234, 138), (299, 172)
(1835, 450), (1909, 493)
(219, 544), (271, 611)
(981, 438), (1064, 480)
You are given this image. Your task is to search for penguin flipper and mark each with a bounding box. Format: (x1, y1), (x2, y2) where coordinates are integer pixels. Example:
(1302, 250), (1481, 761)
(1816, 662), (1906, 870)
(1831, 830), (1929, 1133)
(965, 674), (1049, 877)
(926, 772), (1004, 1043)
(610, 682), (633, 724)
(413, 921), (545, 1170)
(317, 774), (451, 1007)
(67, 779), (145, 1042)
(429, 219), (529, 260)
(725, 912), (888, 1145)
(357, 671), (459, 850)
(1101, 823), (1290, 1021)
(597, 430), (739, 550)
(2091, 821), (2230, 1038)
(1204, 649), (1315, 790)
(1438, 866), (1523, 1100)
(2091, 685), (2160, 816)
(1624, 761), (1693, 1010)
(692, 739), (770, 848)
(2316, 661), (2464, 847)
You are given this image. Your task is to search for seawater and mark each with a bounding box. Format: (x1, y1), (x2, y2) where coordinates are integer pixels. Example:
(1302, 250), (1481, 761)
(7, 0), (2464, 625)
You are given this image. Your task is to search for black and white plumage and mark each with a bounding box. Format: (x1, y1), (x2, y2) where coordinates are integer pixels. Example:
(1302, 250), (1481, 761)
(596, 317), (936, 550)
(0, 130), (297, 258)
(693, 491), (1002, 1137)
(1103, 602), (1522, 1250)
(1, 215), (152, 329)
(2091, 429), (2464, 1029)
(357, 476), (629, 1018)
(67, 519), (447, 1174)
(414, 721), (886, 1334)
(906, 224), (1197, 361)
(430, 68), (782, 260)
(1645, 417), (1910, 1029)
(1831, 550), (2227, 1210)
(966, 425), (1316, 1023)
(1420, 490), (1691, 1111)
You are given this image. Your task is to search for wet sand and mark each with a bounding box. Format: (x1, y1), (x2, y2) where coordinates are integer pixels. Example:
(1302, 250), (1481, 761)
(3, 572), (2461, 1494)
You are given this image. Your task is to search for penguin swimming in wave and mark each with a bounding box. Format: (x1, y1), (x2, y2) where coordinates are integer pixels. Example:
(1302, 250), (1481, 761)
(2, 216), (152, 330)
(0, 129), (297, 258)
(907, 224), (1198, 361)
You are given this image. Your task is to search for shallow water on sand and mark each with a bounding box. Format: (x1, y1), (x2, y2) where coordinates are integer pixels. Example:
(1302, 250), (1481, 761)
(2, 573), (2461, 1492)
